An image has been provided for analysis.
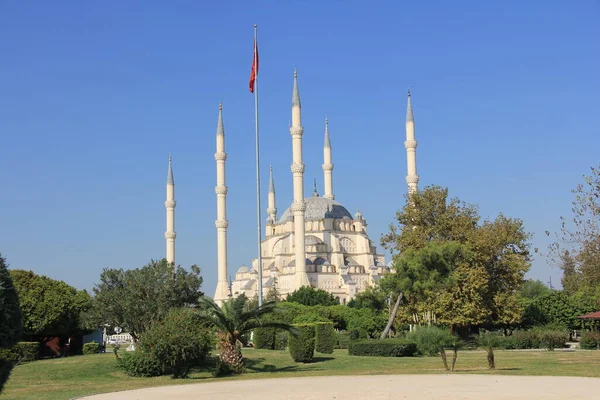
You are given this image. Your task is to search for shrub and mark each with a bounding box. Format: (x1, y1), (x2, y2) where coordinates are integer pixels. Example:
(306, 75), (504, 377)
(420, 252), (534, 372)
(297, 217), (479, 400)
(536, 327), (569, 351)
(288, 324), (315, 362)
(83, 342), (100, 355)
(117, 351), (163, 377)
(348, 339), (417, 357)
(0, 254), (22, 394)
(510, 331), (541, 349)
(476, 331), (502, 369)
(335, 331), (351, 349)
(314, 322), (335, 354)
(254, 328), (288, 350)
(0, 342), (40, 364)
(580, 332), (600, 350)
(406, 326), (455, 357)
(138, 308), (214, 378)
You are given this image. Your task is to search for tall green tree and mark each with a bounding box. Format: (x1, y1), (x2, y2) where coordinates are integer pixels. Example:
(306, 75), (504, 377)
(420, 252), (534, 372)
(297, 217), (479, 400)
(92, 259), (203, 341)
(380, 186), (531, 334)
(10, 269), (91, 341)
(0, 254), (22, 393)
(285, 286), (339, 306)
(548, 164), (600, 297)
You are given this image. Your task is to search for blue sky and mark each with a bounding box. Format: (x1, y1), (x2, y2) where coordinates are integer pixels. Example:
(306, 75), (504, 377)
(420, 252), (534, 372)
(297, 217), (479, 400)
(1, 1), (599, 294)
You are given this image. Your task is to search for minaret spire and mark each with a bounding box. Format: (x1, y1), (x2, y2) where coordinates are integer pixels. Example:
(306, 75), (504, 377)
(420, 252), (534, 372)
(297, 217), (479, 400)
(266, 165), (277, 225)
(165, 155), (176, 265)
(405, 89), (419, 195)
(290, 70), (309, 288)
(322, 117), (335, 200)
(214, 103), (230, 304)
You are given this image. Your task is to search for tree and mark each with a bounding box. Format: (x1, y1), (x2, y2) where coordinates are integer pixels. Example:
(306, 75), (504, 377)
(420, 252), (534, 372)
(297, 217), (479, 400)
(285, 286), (339, 307)
(548, 164), (600, 296)
(0, 254), (22, 393)
(198, 294), (295, 375)
(407, 326), (457, 371)
(92, 259), (203, 341)
(10, 269), (91, 341)
(476, 331), (501, 369)
(380, 186), (531, 334)
(347, 286), (388, 311)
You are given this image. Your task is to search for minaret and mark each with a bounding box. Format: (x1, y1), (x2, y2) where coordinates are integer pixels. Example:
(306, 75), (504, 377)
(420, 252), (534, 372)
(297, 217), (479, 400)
(165, 155), (176, 265)
(405, 89), (419, 194)
(290, 70), (310, 287)
(322, 117), (335, 200)
(214, 103), (230, 303)
(266, 165), (277, 224)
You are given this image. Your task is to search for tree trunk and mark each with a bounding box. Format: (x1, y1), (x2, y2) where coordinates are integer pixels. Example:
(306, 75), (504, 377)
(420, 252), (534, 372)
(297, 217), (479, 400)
(487, 349), (495, 370)
(380, 293), (402, 339)
(440, 348), (449, 371)
(451, 347), (458, 371)
(217, 333), (244, 374)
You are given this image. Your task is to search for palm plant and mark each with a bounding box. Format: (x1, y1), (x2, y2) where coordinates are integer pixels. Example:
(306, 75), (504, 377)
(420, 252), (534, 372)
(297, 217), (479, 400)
(198, 294), (294, 375)
(476, 330), (501, 369)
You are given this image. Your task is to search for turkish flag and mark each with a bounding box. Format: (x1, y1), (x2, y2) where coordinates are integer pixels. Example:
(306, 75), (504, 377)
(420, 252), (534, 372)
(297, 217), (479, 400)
(249, 39), (258, 93)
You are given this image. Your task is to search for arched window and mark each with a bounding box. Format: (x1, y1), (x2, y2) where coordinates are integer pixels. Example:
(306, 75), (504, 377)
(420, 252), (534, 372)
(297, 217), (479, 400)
(340, 237), (356, 253)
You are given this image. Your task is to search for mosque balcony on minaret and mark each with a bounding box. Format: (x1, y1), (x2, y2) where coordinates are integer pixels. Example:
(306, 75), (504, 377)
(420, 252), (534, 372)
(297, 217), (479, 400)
(404, 140), (417, 150)
(164, 199), (176, 208)
(290, 162), (305, 174)
(290, 126), (304, 137)
(214, 151), (227, 161)
(215, 185), (228, 195)
(164, 231), (176, 240)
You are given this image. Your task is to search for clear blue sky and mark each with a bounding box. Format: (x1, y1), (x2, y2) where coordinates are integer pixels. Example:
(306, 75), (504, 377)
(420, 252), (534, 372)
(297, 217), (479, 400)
(1, 1), (599, 294)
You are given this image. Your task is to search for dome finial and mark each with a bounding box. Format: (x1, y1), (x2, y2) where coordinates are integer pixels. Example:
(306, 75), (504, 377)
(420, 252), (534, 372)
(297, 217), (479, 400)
(313, 178), (319, 197)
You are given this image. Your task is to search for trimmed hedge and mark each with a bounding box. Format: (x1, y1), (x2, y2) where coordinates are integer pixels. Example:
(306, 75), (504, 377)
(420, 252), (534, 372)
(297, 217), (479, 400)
(501, 331), (542, 349)
(314, 322), (335, 354)
(0, 342), (40, 364)
(83, 342), (100, 355)
(349, 339), (418, 357)
(254, 328), (288, 350)
(580, 332), (600, 350)
(288, 324), (315, 362)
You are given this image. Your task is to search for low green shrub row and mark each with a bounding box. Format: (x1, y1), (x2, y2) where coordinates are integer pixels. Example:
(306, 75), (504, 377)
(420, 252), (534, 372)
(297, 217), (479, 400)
(117, 351), (163, 377)
(500, 327), (569, 351)
(0, 342), (40, 364)
(253, 327), (287, 350)
(348, 339), (418, 357)
(580, 332), (600, 350)
(83, 342), (100, 355)
(335, 331), (351, 349)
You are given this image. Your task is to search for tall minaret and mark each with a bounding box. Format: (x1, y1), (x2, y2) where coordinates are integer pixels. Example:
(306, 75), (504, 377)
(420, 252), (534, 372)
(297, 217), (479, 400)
(405, 89), (419, 194)
(165, 155), (176, 265)
(214, 103), (229, 303)
(322, 117), (335, 200)
(266, 165), (277, 224)
(290, 70), (310, 287)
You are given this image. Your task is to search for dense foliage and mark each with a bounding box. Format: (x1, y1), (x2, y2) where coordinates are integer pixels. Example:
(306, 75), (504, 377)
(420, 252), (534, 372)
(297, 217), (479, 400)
(137, 308), (214, 378)
(92, 259), (204, 341)
(82, 342), (100, 355)
(407, 326), (458, 370)
(314, 322), (335, 354)
(0, 342), (40, 364)
(0, 254), (22, 394)
(288, 324), (315, 362)
(9, 269), (89, 341)
(580, 332), (600, 350)
(348, 339), (418, 357)
(117, 351), (163, 377)
(380, 185), (531, 333)
(286, 286), (339, 306)
(523, 291), (595, 330)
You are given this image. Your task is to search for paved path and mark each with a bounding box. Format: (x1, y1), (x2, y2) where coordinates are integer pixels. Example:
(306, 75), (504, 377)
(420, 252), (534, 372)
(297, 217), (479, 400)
(79, 374), (600, 399)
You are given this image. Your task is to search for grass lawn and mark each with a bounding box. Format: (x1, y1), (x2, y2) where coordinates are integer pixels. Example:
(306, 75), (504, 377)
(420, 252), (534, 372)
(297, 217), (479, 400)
(3, 349), (600, 400)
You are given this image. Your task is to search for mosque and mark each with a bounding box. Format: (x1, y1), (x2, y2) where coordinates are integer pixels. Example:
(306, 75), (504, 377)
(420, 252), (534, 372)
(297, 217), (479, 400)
(163, 72), (419, 304)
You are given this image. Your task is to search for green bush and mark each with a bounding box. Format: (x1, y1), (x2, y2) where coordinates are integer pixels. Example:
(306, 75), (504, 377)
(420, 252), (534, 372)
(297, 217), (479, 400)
(0, 342), (40, 364)
(406, 326), (455, 357)
(348, 339), (418, 357)
(138, 308), (214, 378)
(499, 331), (541, 349)
(83, 342), (100, 355)
(314, 322), (335, 354)
(580, 332), (600, 350)
(117, 351), (163, 377)
(335, 331), (351, 349)
(0, 254), (22, 394)
(537, 328), (569, 351)
(253, 328), (287, 350)
(288, 324), (315, 362)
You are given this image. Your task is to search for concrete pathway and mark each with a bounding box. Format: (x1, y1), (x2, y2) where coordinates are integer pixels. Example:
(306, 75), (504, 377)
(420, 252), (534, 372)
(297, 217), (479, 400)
(79, 374), (600, 399)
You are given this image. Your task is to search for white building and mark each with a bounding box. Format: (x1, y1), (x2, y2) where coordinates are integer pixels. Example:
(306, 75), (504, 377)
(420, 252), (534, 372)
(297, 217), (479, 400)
(164, 72), (419, 305)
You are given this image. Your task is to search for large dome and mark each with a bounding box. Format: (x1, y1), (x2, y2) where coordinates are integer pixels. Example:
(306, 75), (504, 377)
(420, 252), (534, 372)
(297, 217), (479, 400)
(278, 197), (353, 223)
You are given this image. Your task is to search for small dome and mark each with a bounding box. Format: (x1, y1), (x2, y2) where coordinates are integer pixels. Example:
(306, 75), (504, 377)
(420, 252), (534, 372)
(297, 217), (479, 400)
(354, 209), (363, 220)
(236, 265), (249, 274)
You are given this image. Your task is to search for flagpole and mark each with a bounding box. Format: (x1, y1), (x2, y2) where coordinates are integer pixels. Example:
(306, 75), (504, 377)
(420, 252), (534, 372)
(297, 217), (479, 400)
(253, 24), (264, 307)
